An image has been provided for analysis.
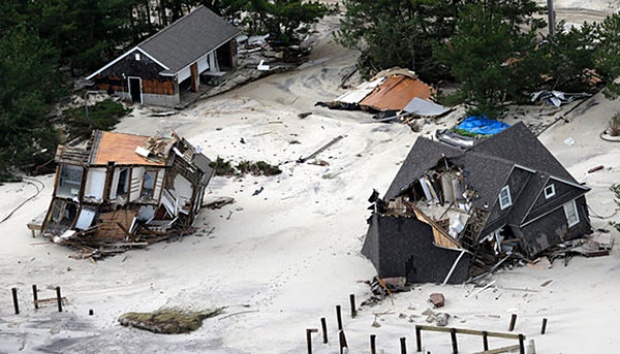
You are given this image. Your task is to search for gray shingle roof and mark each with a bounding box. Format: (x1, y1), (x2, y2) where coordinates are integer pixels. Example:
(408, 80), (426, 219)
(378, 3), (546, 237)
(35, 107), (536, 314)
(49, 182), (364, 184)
(384, 122), (586, 219)
(139, 5), (240, 73)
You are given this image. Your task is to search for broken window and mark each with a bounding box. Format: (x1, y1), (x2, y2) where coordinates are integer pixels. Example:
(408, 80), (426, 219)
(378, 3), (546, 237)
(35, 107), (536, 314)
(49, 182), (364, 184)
(499, 186), (512, 210)
(544, 184), (555, 199)
(57, 164), (84, 197)
(563, 199), (580, 227)
(141, 170), (157, 199)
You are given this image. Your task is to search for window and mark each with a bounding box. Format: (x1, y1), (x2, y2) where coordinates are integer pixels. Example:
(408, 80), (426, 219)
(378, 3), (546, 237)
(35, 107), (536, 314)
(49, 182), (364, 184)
(499, 186), (512, 210)
(141, 170), (157, 199)
(563, 200), (580, 227)
(544, 184), (556, 199)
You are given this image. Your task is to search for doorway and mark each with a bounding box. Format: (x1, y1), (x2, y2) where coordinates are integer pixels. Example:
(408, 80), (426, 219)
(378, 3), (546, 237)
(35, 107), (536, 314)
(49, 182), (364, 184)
(128, 77), (142, 103)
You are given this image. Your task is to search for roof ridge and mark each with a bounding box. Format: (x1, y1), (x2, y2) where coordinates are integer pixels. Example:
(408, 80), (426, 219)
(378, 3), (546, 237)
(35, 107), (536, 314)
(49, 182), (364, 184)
(138, 5), (208, 49)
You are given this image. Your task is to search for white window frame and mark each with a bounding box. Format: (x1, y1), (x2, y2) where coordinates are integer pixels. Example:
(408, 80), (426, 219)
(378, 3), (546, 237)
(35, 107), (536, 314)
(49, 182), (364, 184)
(499, 186), (512, 210)
(544, 184), (556, 199)
(563, 199), (580, 227)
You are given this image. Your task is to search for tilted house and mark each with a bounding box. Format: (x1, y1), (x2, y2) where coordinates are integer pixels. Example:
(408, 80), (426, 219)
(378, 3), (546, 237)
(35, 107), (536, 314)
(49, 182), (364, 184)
(86, 5), (241, 107)
(362, 122), (591, 284)
(41, 130), (214, 252)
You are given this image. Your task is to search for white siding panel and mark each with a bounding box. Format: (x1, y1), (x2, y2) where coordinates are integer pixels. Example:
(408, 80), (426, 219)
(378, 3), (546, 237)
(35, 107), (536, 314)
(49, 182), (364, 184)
(84, 168), (106, 200)
(130, 167), (145, 201)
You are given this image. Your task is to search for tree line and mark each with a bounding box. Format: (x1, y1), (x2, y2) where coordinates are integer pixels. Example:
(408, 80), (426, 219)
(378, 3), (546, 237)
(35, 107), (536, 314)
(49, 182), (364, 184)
(337, 0), (620, 118)
(0, 0), (327, 182)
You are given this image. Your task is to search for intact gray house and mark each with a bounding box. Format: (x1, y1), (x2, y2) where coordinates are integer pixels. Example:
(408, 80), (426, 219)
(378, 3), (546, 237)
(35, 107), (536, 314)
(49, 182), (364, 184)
(362, 122), (591, 284)
(86, 5), (241, 107)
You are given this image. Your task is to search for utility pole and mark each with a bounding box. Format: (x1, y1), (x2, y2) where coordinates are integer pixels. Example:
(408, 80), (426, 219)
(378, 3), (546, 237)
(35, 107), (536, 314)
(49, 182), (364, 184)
(547, 0), (556, 37)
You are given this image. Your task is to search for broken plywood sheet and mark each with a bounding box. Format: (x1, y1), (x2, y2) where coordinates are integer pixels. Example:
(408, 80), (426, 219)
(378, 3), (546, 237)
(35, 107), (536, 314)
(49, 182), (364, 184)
(360, 75), (433, 111)
(403, 97), (451, 116)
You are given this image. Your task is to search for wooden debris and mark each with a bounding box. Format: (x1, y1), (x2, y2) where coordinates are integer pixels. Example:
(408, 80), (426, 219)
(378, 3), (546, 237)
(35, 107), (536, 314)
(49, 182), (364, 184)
(202, 197), (235, 209)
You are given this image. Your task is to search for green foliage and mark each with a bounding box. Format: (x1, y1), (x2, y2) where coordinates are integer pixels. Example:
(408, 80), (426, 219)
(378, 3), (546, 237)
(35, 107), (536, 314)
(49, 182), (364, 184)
(119, 308), (223, 334)
(62, 100), (130, 139)
(221, 0), (328, 44)
(610, 112), (620, 136)
(210, 157), (282, 176)
(434, 2), (544, 118)
(596, 12), (620, 99)
(0, 26), (65, 181)
(337, 0), (458, 80)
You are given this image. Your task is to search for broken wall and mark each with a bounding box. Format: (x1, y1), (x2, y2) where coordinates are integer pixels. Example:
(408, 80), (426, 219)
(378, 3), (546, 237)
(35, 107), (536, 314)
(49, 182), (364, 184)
(362, 214), (471, 284)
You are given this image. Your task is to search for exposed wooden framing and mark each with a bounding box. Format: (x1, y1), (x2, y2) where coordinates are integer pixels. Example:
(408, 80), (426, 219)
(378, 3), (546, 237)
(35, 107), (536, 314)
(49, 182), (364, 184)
(412, 204), (462, 249)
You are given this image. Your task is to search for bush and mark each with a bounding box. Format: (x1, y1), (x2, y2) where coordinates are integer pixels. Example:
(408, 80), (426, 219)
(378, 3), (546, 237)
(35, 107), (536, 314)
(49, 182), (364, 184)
(63, 99), (130, 139)
(609, 112), (620, 136)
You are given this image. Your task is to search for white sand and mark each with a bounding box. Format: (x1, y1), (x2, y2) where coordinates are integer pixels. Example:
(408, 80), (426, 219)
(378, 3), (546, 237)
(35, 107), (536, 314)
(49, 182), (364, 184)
(1, 2), (619, 353)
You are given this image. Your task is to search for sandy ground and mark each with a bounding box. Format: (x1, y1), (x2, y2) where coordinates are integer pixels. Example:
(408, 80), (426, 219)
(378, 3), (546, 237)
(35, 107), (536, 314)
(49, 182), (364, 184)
(1, 2), (620, 353)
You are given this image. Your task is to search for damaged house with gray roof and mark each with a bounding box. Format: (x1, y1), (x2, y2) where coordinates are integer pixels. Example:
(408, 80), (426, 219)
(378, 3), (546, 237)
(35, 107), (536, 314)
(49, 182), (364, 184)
(362, 122), (591, 284)
(86, 5), (241, 107)
(38, 130), (214, 258)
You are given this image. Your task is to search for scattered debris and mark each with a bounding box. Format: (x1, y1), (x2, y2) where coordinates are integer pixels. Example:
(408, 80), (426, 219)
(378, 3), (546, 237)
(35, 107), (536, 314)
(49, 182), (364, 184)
(252, 186), (264, 196)
(531, 91), (591, 107)
(587, 165), (605, 173)
(428, 293), (445, 308)
(297, 135), (343, 163)
(298, 112), (312, 119)
(436, 313), (450, 327)
(202, 197), (235, 210)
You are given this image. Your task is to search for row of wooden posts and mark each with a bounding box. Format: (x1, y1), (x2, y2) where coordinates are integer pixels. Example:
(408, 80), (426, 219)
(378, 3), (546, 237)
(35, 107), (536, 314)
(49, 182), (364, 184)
(306, 294), (549, 354)
(10, 285), (65, 314)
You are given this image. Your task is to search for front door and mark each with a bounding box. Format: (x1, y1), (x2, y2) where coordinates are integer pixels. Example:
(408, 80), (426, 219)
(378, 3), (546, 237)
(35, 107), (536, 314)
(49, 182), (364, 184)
(128, 77), (142, 103)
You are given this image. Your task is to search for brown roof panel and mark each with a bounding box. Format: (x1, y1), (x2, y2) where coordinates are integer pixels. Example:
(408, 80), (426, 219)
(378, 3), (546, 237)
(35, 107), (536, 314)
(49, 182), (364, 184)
(92, 131), (168, 166)
(360, 76), (433, 111)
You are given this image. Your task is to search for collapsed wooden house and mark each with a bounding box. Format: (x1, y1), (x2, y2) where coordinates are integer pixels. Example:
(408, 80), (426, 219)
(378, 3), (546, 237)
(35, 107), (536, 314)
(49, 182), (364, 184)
(40, 130), (214, 257)
(362, 123), (591, 284)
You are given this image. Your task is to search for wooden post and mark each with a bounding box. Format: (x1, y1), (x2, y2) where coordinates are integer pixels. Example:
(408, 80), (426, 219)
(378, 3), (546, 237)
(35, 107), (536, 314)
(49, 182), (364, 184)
(370, 334), (376, 354)
(541, 318), (548, 335)
(349, 294), (357, 318)
(56, 286), (62, 312)
(336, 305), (343, 330)
(339, 330), (348, 354)
(321, 317), (328, 343)
(482, 331), (489, 351)
(400, 337), (407, 354)
(415, 325), (422, 352)
(89, 309), (94, 316)
(306, 328), (318, 354)
(518, 334), (525, 354)
(450, 328), (458, 354)
(508, 314), (517, 331)
(32, 285), (38, 310)
(11, 288), (19, 315)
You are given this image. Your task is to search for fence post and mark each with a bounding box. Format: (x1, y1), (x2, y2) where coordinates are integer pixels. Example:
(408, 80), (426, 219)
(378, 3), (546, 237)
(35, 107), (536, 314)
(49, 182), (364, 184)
(56, 286), (62, 313)
(370, 334), (376, 354)
(400, 337), (407, 354)
(541, 318), (548, 335)
(336, 305), (343, 330)
(415, 325), (422, 352)
(321, 317), (328, 343)
(32, 285), (38, 310)
(339, 330), (348, 354)
(508, 314), (517, 331)
(482, 331), (489, 351)
(349, 294), (357, 318)
(450, 328), (458, 354)
(11, 288), (19, 315)
(518, 334), (525, 354)
(306, 328), (318, 354)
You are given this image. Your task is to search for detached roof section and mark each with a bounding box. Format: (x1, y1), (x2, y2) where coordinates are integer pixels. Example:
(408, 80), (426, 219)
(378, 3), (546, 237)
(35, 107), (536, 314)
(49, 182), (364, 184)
(322, 67), (449, 116)
(139, 5), (240, 74)
(359, 75), (433, 111)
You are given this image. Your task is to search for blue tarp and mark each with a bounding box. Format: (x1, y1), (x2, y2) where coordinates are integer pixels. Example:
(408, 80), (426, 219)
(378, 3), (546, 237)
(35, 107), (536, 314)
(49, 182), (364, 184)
(456, 116), (510, 135)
